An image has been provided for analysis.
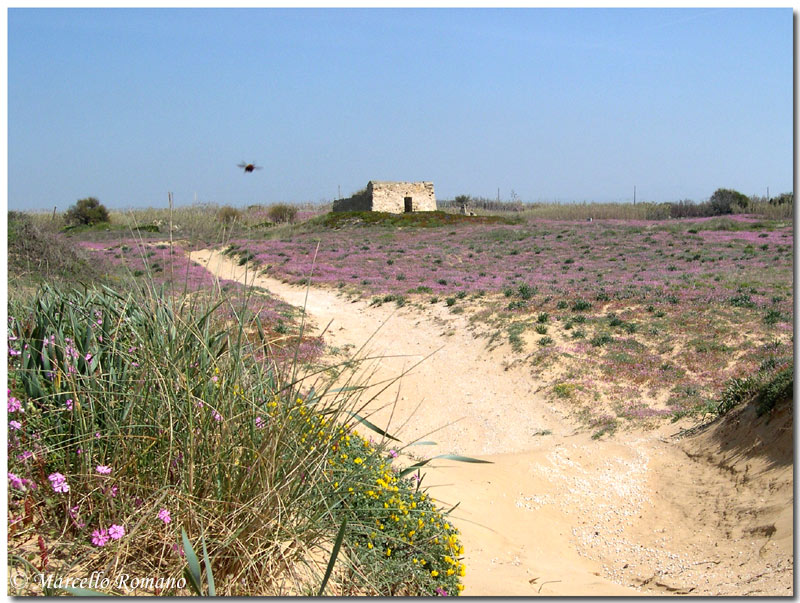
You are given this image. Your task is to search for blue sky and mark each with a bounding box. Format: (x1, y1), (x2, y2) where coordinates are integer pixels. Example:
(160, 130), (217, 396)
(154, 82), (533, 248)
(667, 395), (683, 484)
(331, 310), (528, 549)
(7, 7), (794, 210)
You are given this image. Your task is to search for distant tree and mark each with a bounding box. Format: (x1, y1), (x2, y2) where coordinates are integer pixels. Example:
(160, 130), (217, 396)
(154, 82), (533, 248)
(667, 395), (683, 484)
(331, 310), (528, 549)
(65, 197), (110, 226)
(454, 194), (472, 206)
(708, 188), (750, 215)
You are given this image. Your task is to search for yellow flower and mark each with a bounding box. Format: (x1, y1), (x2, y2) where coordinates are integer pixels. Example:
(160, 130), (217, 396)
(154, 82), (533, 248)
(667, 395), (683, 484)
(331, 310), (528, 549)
(354, 457), (363, 465)
(430, 570), (439, 578)
(367, 542), (373, 550)
(386, 548), (391, 557)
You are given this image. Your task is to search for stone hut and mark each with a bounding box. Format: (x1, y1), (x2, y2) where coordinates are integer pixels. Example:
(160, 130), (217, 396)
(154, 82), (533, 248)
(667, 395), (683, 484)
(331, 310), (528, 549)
(333, 181), (437, 213)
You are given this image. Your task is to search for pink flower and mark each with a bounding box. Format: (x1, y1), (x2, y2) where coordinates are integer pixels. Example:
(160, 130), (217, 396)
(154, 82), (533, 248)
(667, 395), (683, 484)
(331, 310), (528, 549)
(91, 528), (109, 547)
(435, 587), (449, 596)
(213, 411), (222, 422)
(8, 472), (25, 490)
(158, 508), (171, 524)
(108, 524), (125, 540)
(95, 465), (112, 475)
(8, 395), (22, 413)
(387, 449), (398, 459)
(85, 353), (93, 362)
(9, 420), (22, 431)
(17, 451), (33, 461)
(108, 485), (119, 497)
(65, 399), (73, 410)
(48, 472), (69, 493)
(255, 416), (265, 428)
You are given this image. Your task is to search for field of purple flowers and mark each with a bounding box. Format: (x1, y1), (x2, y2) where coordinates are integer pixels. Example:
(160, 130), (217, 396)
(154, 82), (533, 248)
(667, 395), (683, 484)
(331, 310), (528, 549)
(225, 215), (790, 306)
(219, 213), (793, 432)
(71, 211), (792, 433)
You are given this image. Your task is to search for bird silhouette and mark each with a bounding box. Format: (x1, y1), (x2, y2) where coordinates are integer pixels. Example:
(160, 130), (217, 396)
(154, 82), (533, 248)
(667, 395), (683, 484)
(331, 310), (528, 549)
(237, 162), (263, 173)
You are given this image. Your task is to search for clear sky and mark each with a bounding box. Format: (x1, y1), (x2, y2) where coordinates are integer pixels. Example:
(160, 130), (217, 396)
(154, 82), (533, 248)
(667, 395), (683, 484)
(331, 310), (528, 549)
(7, 7), (794, 210)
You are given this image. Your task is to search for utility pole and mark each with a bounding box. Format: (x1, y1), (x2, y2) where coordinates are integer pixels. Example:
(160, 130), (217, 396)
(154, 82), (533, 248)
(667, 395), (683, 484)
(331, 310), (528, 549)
(497, 187), (500, 202)
(633, 185), (636, 206)
(767, 186), (770, 202)
(338, 185), (341, 200)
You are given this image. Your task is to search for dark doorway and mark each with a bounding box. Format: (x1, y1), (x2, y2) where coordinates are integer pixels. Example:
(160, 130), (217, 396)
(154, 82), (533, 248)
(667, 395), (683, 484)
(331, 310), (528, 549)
(404, 197), (413, 213)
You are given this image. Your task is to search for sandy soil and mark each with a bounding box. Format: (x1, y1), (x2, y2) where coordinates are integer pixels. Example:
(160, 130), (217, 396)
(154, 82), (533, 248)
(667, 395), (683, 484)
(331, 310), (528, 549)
(190, 248), (793, 597)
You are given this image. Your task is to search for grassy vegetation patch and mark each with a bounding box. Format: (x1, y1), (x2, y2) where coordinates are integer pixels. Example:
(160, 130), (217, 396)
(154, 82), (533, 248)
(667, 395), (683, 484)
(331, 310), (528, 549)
(7, 284), (468, 596)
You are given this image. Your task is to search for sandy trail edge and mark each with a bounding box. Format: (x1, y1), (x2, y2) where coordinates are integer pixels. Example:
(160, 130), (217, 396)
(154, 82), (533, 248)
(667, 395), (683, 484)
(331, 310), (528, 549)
(189, 248), (792, 597)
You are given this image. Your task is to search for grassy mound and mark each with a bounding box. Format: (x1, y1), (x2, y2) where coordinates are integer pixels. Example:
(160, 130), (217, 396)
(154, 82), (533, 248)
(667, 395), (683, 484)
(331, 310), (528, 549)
(7, 284), (466, 596)
(8, 212), (107, 288)
(314, 210), (520, 229)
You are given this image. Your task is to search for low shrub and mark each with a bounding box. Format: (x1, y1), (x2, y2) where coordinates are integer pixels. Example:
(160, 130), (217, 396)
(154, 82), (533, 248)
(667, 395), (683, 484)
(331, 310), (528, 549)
(217, 205), (241, 224)
(65, 197), (110, 226)
(267, 203), (298, 224)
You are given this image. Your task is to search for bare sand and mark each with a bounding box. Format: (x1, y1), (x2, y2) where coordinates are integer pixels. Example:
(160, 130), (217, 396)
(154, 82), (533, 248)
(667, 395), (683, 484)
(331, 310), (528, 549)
(190, 248), (793, 596)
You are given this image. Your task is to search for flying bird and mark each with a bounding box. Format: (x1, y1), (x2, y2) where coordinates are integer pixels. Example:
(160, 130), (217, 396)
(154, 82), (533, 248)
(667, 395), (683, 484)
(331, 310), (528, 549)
(237, 162), (263, 173)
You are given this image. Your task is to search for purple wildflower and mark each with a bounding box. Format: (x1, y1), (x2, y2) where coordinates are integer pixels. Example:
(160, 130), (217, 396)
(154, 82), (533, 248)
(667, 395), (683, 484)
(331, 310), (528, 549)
(8, 472), (25, 490)
(158, 508), (171, 524)
(48, 472), (69, 493)
(9, 420), (22, 431)
(91, 529), (110, 547)
(108, 524), (125, 540)
(8, 394), (22, 413)
(95, 465), (112, 475)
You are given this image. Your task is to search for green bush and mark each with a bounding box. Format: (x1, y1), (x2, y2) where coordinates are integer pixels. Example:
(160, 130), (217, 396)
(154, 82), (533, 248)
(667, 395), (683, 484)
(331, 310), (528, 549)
(65, 197), (110, 226)
(267, 203), (299, 224)
(708, 188), (750, 215)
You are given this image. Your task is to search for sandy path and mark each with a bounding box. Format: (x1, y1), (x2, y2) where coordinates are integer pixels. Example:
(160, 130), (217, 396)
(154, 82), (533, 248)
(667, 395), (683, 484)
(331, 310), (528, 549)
(189, 248), (793, 597)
